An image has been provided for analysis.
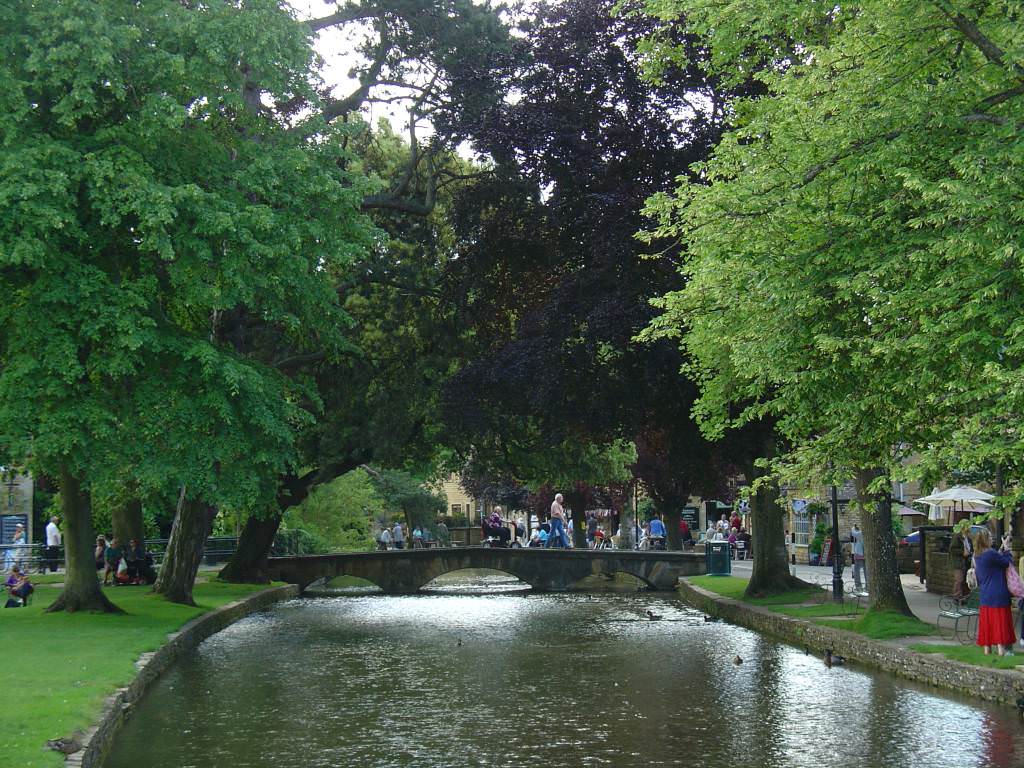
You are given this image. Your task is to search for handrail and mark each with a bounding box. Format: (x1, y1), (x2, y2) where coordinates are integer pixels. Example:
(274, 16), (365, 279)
(2, 530), (326, 572)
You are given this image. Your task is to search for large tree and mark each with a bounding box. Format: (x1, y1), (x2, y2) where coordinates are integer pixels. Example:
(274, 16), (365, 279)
(440, 0), (753, 535)
(639, 0), (1024, 611)
(0, 0), (375, 609)
(219, 132), (490, 582)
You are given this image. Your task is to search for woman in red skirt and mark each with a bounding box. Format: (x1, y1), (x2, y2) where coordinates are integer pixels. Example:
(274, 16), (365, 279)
(973, 527), (1016, 655)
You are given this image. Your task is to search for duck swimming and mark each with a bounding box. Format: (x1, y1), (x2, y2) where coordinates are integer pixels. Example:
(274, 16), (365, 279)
(646, 609), (663, 620)
(824, 649), (845, 667)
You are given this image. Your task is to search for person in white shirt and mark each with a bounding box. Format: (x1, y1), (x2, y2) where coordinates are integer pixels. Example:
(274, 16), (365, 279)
(546, 493), (570, 548)
(44, 516), (62, 573)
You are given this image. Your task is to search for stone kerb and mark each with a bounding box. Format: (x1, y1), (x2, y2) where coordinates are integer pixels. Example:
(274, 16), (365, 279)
(678, 578), (1024, 707)
(69, 584), (300, 768)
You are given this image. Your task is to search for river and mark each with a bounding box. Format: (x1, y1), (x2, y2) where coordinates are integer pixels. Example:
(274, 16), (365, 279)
(105, 572), (1024, 768)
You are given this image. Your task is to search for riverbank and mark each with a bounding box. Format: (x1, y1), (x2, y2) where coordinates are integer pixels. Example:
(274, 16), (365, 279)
(679, 576), (1024, 706)
(0, 579), (294, 768)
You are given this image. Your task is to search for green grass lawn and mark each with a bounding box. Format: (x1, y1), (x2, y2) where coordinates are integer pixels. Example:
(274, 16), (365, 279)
(816, 610), (937, 639)
(25, 572), (68, 585)
(909, 642), (1024, 670)
(0, 580), (276, 768)
(688, 575), (822, 605)
(688, 576), (933, 639)
(775, 602), (865, 618)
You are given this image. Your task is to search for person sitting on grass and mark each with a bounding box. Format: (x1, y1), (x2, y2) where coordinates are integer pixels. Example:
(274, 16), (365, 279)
(94, 535), (107, 571)
(103, 537), (123, 586)
(5, 565), (33, 607)
(125, 538), (156, 585)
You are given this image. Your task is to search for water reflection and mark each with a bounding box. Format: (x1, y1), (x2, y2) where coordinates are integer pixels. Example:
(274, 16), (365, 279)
(106, 574), (1022, 768)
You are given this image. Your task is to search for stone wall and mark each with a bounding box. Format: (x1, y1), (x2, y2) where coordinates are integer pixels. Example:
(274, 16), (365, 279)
(678, 578), (1024, 707)
(69, 584), (300, 768)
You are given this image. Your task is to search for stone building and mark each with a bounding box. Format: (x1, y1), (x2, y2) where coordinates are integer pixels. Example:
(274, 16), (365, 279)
(436, 474), (484, 524)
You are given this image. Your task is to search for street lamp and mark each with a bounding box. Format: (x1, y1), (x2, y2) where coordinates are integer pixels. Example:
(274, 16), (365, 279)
(831, 483), (843, 602)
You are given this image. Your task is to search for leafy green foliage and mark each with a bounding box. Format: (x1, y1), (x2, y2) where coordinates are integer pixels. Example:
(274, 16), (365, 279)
(639, 0), (1024, 500)
(0, 0), (374, 504)
(366, 467), (446, 528)
(284, 469), (379, 551)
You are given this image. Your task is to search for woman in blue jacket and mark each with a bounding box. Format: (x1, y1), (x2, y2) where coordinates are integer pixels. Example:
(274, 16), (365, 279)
(973, 527), (1016, 656)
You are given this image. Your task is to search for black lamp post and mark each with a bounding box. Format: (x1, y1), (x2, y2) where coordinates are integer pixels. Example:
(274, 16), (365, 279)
(831, 483), (844, 602)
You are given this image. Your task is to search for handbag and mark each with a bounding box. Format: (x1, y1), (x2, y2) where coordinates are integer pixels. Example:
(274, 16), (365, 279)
(966, 562), (978, 591)
(1006, 563), (1024, 599)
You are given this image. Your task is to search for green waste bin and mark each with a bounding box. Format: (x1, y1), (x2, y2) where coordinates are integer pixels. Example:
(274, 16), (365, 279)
(705, 540), (732, 576)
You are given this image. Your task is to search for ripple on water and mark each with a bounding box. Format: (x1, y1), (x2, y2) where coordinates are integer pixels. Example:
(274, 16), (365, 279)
(105, 578), (1024, 768)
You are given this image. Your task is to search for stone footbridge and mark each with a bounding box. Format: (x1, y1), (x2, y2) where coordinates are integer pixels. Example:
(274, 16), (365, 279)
(267, 547), (705, 594)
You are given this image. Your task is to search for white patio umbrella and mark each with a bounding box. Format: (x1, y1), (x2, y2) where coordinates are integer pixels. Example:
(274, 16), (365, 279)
(913, 486), (994, 521)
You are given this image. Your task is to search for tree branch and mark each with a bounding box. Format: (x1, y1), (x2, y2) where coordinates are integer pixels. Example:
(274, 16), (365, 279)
(964, 113), (1010, 125)
(322, 21), (392, 122)
(307, 6), (378, 33)
(980, 83), (1024, 108)
(933, 3), (1024, 77)
(272, 351), (328, 370)
(361, 157), (437, 214)
(278, 453), (372, 510)
(802, 130), (902, 185)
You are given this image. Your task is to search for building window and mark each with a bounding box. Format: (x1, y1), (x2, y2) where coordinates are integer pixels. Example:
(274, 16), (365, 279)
(451, 504), (461, 516)
(792, 499), (811, 547)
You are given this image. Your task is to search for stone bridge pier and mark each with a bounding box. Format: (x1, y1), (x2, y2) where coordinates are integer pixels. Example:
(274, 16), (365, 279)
(267, 547), (705, 594)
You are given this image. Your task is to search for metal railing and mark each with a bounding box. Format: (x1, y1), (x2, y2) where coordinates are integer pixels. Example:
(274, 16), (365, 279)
(2, 532), (317, 573)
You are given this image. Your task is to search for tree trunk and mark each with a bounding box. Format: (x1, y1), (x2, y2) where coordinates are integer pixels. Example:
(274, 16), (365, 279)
(745, 457), (805, 597)
(154, 495), (217, 605)
(218, 513), (283, 584)
(566, 489), (587, 548)
(46, 467), (121, 613)
(855, 467), (913, 616)
(662, 506), (682, 550)
(111, 497), (144, 545)
(219, 461), (365, 583)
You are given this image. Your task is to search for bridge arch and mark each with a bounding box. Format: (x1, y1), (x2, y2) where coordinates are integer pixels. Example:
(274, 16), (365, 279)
(420, 567), (533, 591)
(568, 569), (657, 591)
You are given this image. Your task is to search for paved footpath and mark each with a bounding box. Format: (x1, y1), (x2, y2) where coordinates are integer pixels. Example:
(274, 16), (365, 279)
(730, 559), (942, 625)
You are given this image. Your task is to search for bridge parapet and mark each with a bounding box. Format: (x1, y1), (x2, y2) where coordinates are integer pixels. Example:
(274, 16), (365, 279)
(267, 547), (705, 594)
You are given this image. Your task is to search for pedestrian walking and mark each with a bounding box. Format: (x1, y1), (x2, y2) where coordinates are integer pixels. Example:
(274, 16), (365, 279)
(392, 521), (405, 550)
(546, 493), (570, 548)
(850, 523), (866, 591)
(44, 515), (62, 573)
(5, 523), (25, 571)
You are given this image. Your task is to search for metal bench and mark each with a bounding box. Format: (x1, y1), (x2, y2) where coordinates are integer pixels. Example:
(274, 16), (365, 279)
(936, 591), (980, 643)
